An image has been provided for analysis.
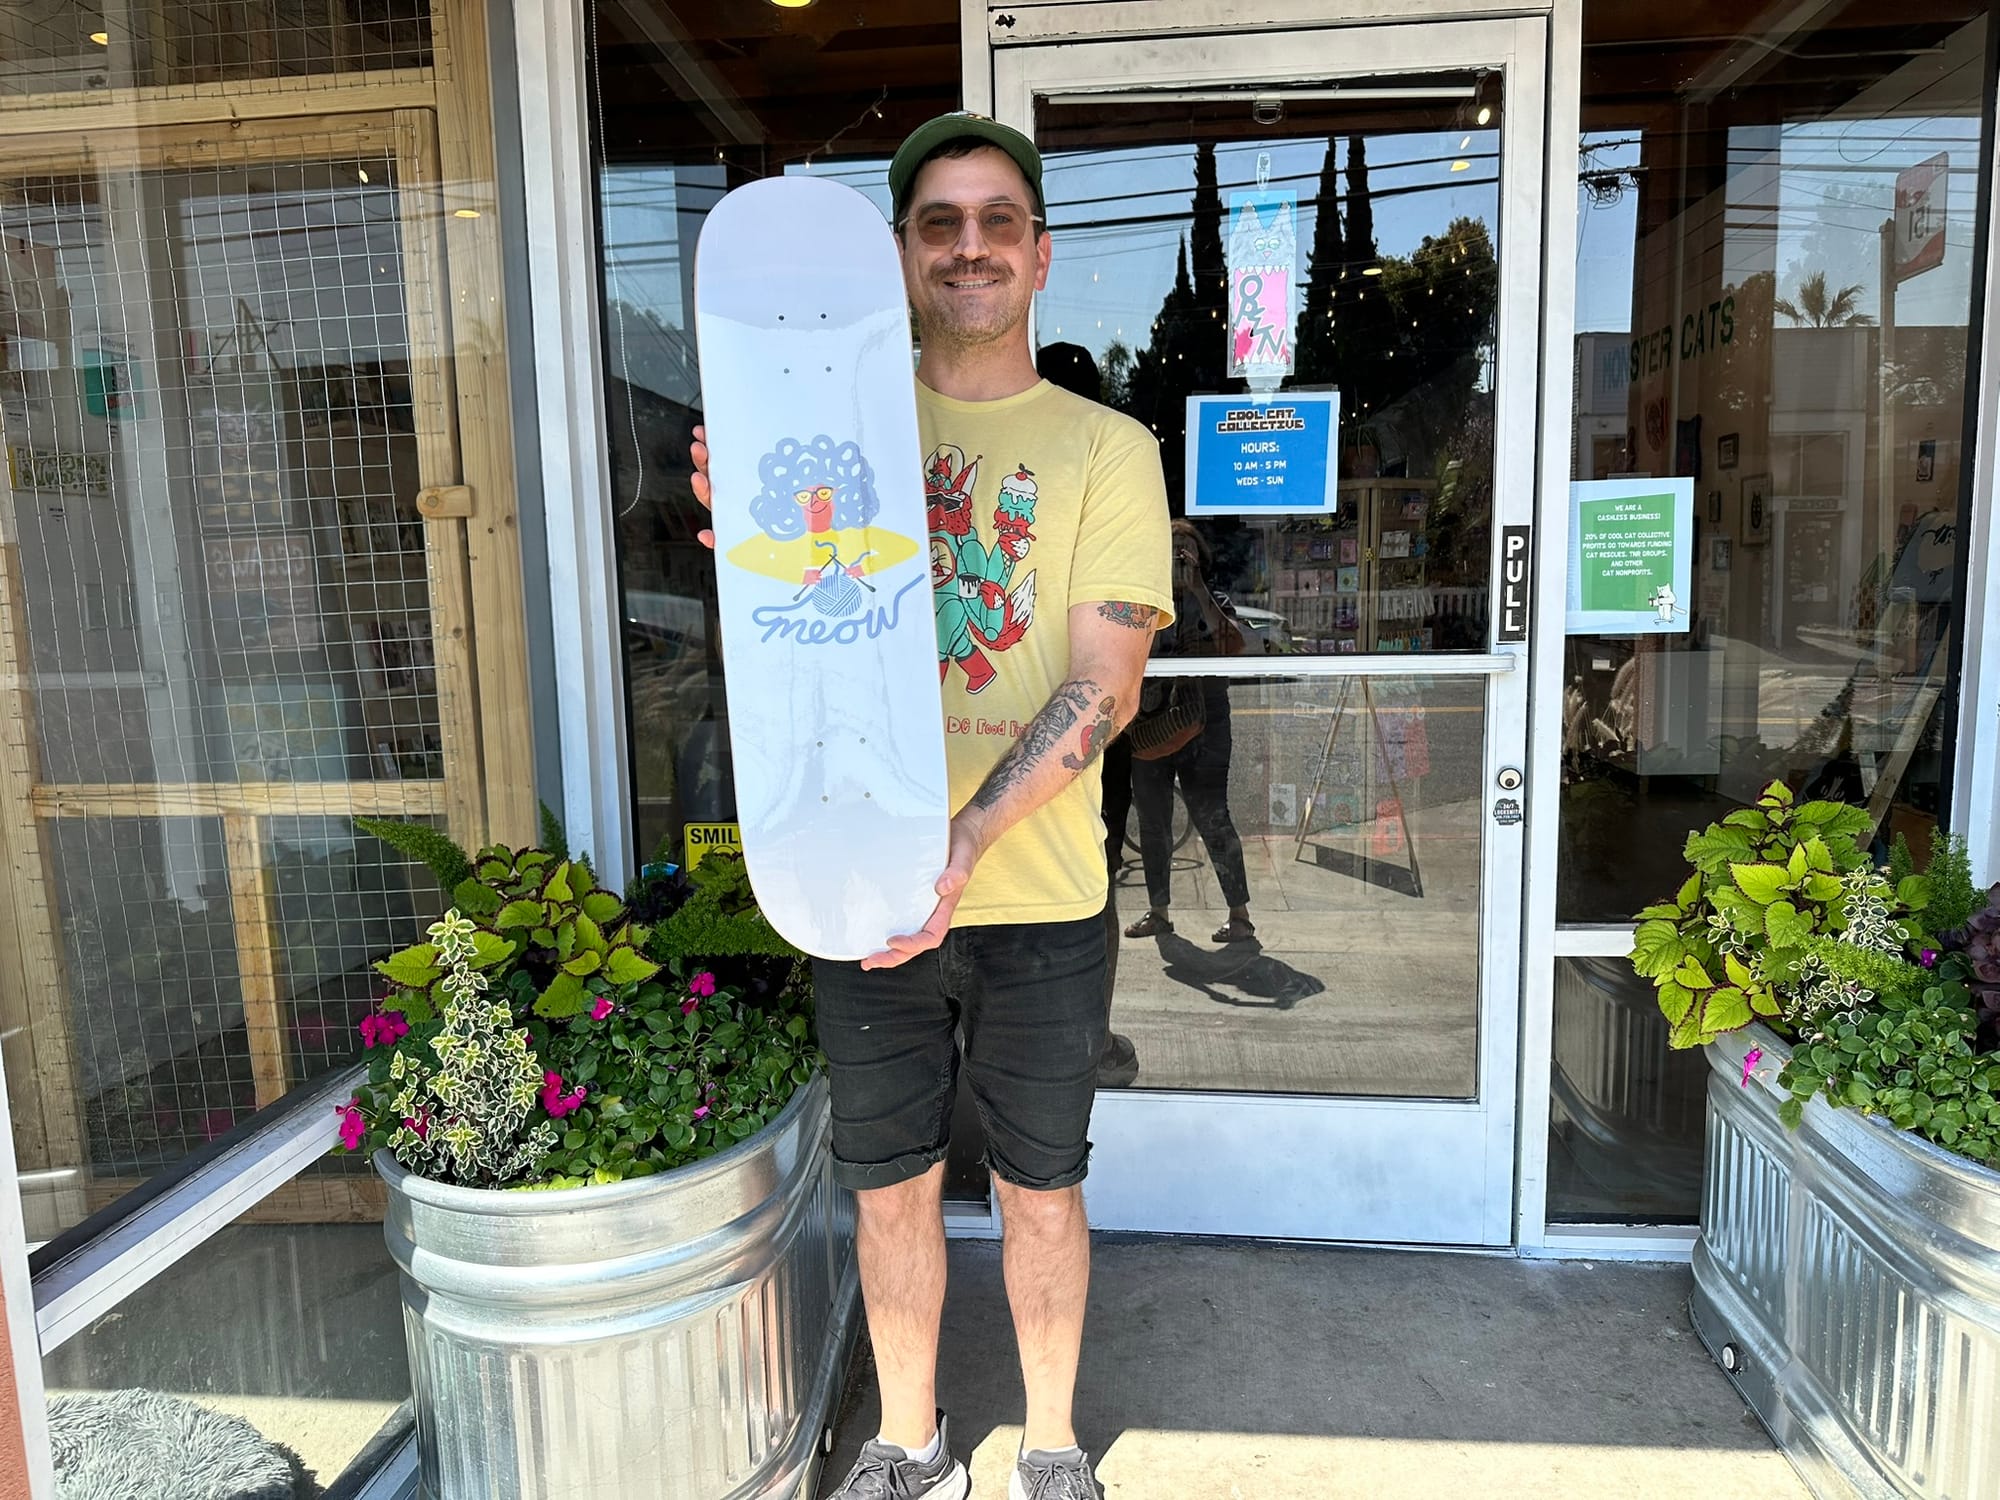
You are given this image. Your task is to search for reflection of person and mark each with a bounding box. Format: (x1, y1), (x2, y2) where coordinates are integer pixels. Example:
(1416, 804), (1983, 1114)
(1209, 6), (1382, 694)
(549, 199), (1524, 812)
(1124, 521), (1256, 944)
(693, 115), (1173, 1500)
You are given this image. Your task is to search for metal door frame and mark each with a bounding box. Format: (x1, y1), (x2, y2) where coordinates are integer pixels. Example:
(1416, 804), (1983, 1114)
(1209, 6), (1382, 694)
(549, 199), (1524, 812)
(985, 10), (1576, 1246)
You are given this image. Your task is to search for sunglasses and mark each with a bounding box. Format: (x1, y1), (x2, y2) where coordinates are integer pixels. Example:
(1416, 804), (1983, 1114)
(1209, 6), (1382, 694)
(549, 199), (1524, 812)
(899, 200), (1045, 249)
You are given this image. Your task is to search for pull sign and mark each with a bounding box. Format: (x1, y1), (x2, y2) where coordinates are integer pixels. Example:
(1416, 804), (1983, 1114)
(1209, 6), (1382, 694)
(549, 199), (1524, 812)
(1498, 525), (1532, 644)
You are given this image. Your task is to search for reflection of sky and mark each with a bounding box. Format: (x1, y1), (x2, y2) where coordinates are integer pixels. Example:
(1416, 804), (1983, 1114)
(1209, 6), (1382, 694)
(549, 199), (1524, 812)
(1033, 132), (1500, 363)
(599, 138), (1502, 375)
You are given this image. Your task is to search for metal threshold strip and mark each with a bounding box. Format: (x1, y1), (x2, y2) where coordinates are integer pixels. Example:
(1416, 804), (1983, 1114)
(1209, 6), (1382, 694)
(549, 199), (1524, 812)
(1145, 653), (1516, 677)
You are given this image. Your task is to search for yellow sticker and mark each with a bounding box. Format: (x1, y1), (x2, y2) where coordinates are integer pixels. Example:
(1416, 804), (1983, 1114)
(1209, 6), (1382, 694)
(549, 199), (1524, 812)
(683, 821), (742, 870)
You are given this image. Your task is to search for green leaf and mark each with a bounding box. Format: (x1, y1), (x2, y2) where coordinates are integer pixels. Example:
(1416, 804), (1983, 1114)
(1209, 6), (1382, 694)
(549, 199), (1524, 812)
(1723, 810), (1769, 830)
(581, 890), (624, 924)
(1657, 981), (1694, 1025)
(534, 972), (587, 1018)
(1896, 876), (1932, 912)
(1764, 901), (1812, 949)
(1805, 874), (1844, 902)
(544, 861), (575, 904)
(497, 899), (546, 929)
(1723, 952), (1757, 990)
(1675, 956), (1715, 990)
(451, 879), (504, 917)
(1787, 843), (1809, 881)
(1668, 1007), (1706, 1049)
(1635, 903), (1684, 921)
(1732, 863), (1793, 905)
(1795, 801), (1870, 840)
(1749, 988), (1782, 1017)
(469, 930), (516, 970)
(563, 950), (602, 977)
(1761, 780), (1796, 807)
(1677, 873), (1702, 909)
(603, 946), (661, 985)
(1702, 987), (1753, 1033)
(375, 943), (440, 987)
(1778, 1098), (1806, 1129)
(1630, 920), (1687, 978)
(1802, 838), (1834, 874)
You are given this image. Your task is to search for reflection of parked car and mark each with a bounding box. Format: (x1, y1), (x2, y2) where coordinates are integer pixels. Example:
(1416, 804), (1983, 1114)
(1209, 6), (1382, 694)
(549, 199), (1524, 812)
(1225, 602), (1294, 654)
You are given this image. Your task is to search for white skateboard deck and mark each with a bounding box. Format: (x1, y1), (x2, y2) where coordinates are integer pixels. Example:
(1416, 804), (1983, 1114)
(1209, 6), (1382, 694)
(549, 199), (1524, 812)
(694, 175), (951, 961)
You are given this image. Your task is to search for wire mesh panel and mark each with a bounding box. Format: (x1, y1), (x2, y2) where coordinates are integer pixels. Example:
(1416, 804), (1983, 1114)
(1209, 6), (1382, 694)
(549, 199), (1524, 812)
(0, 130), (467, 1232)
(0, 1), (432, 98)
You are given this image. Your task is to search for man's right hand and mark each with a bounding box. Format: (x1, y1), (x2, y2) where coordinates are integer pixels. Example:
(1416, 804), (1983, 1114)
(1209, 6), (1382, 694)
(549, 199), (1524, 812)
(689, 424), (715, 551)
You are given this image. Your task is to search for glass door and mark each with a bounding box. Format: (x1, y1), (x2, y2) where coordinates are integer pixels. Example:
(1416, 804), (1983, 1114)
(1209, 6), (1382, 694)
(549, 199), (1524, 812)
(994, 16), (1550, 1243)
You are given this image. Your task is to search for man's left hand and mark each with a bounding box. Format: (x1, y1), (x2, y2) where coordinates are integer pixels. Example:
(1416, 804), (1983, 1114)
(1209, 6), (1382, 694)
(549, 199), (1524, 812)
(860, 815), (986, 970)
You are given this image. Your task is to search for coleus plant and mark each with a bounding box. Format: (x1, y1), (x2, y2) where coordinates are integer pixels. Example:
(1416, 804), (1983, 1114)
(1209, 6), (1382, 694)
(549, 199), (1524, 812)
(371, 844), (660, 1022)
(1631, 781), (1935, 1048)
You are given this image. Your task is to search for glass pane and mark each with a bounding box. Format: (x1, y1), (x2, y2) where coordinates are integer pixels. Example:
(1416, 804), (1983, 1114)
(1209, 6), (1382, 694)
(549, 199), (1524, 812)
(41, 1196), (409, 1492)
(1104, 672), (1484, 1097)
(591, 3), (962, 865)
(0, 1), (431, 95)
(0, 144), (481, 1237)
(1547, 957), (1706, 1223)
(1037, 80), (1503, 655)
(1558, 4), (1990, 921)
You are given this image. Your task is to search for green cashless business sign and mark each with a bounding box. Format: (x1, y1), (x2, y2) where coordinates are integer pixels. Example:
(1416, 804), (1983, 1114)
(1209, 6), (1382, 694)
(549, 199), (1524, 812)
(1566, 477), (1694, 634)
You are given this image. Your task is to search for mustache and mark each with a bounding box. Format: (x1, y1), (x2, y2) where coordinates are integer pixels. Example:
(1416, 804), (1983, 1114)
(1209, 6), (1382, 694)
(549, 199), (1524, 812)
(934, 260), (1011, 283)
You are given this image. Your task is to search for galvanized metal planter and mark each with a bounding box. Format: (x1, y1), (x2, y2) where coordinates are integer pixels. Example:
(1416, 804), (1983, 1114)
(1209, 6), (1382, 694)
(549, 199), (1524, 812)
(1692, 1025), (2000, 1500)
(377, 1074), (859, 1500)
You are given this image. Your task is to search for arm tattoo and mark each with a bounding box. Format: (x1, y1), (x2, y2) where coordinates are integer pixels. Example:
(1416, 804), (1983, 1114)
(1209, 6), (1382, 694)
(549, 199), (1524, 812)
(970, 680), (1095, 811)
(1062, 693), (1119, 772)
(1096, 601), (1158, 631)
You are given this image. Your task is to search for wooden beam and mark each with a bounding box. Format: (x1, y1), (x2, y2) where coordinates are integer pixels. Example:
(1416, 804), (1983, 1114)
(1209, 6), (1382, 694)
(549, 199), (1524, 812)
(0, 545), (86, 1181)
(223, 813), (291, 1109)
(0, 112), (406, 177)
(396, 108), (487, 856)
(0, 70), (436, 131)
(32, 781), (448, 819)
(434, 0), (538, 848)
(86, 1171), (387, 1225)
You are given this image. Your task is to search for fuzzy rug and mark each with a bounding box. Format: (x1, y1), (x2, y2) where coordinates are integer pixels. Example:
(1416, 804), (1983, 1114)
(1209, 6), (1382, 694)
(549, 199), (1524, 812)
(48, 1390), (316, 1500)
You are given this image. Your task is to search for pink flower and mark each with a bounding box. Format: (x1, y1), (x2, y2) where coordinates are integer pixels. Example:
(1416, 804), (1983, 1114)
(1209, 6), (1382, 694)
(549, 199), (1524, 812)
(590, 996), (615, 1021)
(689, 971), (717, 998)
(692, 1105), (710, 1121)
(403, 1111), (430, 1140)
(681, 997), (699, 1016)
(359, 1010), (410, 1048)
(540, 1070), (587, 1119)
(1921, 948), (1940, 968)
(337, 1099), (366, 1151)
(1740, 1047), (1764, 1089)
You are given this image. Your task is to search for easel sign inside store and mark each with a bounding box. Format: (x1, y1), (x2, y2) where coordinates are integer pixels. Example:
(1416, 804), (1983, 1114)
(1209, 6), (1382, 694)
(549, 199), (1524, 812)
(1565, 477), (1694, 635)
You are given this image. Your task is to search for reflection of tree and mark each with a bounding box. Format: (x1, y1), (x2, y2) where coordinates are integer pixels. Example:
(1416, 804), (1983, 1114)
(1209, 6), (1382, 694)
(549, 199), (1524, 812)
(1121, 143), (1227, 510)
(1776, 268), (1873, 328)
(1713, 270), (1772, 417)
(1100, 339), (1132, 407)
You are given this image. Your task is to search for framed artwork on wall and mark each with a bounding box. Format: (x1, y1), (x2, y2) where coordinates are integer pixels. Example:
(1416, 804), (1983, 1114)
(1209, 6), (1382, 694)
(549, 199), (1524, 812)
(1738, 472), (1771, 546)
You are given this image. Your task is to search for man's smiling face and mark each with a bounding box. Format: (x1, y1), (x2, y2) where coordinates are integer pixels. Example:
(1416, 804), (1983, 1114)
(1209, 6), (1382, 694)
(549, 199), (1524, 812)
(898, 145), (1051, 354)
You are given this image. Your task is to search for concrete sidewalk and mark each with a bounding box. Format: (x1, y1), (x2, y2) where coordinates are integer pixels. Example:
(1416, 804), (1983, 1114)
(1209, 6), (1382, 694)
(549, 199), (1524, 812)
(819, 1238), (1804, 1500)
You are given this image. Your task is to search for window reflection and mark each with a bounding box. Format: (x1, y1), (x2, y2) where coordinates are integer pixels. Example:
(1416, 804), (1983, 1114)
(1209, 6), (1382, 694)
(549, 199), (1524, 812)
(1559, 8), (1988, 922)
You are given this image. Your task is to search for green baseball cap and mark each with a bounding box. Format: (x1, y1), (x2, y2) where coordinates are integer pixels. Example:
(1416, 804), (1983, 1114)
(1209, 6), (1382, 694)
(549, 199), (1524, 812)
(888, 111), (1044, 221)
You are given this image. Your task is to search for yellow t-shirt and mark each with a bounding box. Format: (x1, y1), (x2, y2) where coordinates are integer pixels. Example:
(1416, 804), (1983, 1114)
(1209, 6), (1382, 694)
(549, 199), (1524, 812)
(919, 379), (1175, 926)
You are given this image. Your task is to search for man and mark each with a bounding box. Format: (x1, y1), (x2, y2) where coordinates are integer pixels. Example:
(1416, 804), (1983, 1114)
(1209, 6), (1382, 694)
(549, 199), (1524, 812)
(691, 113), (1172, 1500)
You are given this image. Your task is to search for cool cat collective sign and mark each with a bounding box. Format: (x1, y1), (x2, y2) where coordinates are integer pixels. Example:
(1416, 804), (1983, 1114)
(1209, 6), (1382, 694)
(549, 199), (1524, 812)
(1566, 477), (1694, 635)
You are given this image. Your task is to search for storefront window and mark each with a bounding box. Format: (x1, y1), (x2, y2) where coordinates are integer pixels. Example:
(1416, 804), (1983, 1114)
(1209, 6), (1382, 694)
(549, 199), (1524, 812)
(593, 3), (960, 864)
(0, 6), (526, 1233)
(1548, 1), (1994, 1222)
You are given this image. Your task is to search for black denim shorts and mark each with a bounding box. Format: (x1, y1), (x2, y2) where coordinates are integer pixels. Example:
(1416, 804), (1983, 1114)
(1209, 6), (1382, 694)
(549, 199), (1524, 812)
(812, 914), (1108, 1193)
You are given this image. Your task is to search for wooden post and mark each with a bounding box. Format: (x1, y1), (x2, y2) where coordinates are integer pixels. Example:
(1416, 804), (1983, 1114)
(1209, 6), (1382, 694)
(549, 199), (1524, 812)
(397, 107), (488, 855)
(0, 544), (86, 1183)
(222, 812), (291, 1108)
(432, 0), (538, 848)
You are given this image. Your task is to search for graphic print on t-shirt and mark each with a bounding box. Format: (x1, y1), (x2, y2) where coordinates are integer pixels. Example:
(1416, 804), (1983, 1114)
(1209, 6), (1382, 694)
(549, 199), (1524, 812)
(925, 443), (1040, 693)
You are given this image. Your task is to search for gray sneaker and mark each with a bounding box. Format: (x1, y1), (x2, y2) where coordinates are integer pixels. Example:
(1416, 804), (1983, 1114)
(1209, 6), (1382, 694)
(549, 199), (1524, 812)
(1008, 1447), (1106, 1500)
(826, 1411), (969, 1499)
